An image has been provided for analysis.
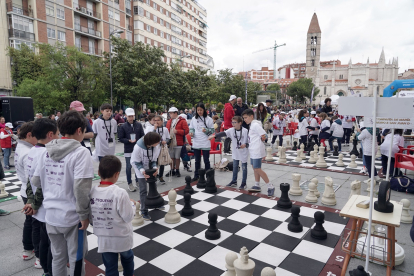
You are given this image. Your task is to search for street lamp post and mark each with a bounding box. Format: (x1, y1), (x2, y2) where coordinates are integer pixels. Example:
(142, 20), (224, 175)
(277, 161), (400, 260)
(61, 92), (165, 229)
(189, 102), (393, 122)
(109, 29), (124, 107)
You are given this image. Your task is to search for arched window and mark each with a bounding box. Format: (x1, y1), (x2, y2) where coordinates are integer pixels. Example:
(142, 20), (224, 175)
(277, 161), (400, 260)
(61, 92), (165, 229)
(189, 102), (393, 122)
(311, 36), (314, 44)
(311, 59), (315, 66)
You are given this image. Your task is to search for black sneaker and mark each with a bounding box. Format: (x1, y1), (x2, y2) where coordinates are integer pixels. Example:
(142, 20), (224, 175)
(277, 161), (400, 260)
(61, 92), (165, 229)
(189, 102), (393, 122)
(165, 170), (176, 177)
(159, 177), (166, 185)
(226, 181), (237, 187)
(175, 170), (181, 177)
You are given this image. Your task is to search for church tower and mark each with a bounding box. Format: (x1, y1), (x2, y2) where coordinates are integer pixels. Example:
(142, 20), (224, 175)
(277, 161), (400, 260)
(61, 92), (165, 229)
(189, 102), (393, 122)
(305, 13), (321, 81)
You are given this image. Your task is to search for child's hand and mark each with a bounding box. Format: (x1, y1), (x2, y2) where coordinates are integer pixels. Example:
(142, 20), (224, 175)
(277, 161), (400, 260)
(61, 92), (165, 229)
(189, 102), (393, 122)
(208, 134), (215, 140)
(153, 168), (158, 177)
(79, 219), (89, 230)
(143, 172), (150, 179)
(130, 199), (136, 204)
(261, 135), (266, 141)
(240, 144), (246, 149)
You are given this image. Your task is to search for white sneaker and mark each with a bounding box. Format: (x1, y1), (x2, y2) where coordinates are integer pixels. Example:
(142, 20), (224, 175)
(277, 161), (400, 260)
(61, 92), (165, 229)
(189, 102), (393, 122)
(34, 257), (42, 269)
(22, 250), (35, 260)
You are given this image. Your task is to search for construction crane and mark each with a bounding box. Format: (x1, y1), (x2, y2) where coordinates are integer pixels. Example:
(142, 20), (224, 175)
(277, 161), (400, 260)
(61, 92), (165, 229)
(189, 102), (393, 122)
(252, 41), (286, 79)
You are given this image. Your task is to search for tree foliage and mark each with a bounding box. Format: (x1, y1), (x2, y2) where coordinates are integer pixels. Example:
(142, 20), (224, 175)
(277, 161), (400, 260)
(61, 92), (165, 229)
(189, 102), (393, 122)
(286, 78), (320, 103)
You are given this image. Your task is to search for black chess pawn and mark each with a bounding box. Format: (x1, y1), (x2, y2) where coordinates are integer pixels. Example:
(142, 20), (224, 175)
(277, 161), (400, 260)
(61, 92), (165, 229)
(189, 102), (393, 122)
(358, 148), (363, 159)
(350, 139), (359, 156)
(277, 183), (292, 209)
(333, 145), (339, 156)
(324, 146), (328, 157)
(181, 193), (194, 216)
(311, 211), (327, 240)
(288, 206), (303, 232)
(349, 265), (369, 276)
(292, 141), (298, 151)
(204, 168), (217, 194)
(205, 213), (221, 240)
(197, 169), (207, 189)
(184, 176), (195, 194)
(144, 169), (165, 209)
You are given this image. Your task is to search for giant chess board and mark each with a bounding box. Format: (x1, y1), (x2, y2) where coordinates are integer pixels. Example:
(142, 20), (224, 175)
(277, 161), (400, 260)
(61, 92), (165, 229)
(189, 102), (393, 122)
(1, 172), (22, 201)
(85, 184), (351, 276)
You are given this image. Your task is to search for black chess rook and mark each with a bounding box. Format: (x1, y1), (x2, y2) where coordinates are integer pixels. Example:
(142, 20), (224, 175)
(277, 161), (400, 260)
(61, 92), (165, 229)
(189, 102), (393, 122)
(197, 169), (207, 189)
(277, 183), (292, 209)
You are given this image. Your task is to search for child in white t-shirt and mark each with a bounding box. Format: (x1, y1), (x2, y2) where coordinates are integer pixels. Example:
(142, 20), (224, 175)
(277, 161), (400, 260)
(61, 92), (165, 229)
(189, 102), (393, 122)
(380, 128), (404, 178)
(92, 103), (118, 160)
(271, 112), (286, 147)
(90, 155), (135, 276)
(242, 109), (275, 196)
(209, 116), (249, 189)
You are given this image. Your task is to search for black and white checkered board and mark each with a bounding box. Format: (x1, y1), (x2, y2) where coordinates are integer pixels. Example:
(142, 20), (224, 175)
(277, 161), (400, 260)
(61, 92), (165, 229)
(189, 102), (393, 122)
(269, 150), (382, 174)
(85, 186), (349, 276)
(2, 172), (22, 199)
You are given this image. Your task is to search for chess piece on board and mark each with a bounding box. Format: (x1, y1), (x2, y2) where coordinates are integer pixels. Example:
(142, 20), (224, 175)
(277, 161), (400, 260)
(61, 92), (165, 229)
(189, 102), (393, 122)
(310, 178), (320, 197)
(165, 189), (181, 224)
(376, 147), (381, 159)
(349, 180), (361, 199)
(118, 254), (123, 272)
(197, 169), (207, 189)
(277, 183), (292, 209)
(276, 146), (281, 157)
(181, 193), (194, 217)
(294, 148), (303, 162)
(306, 142), (315, 156)
(333, 145), (339, 156)
(305, 181), (318, 203)
(204, 168), (217, 194)
(0, 181), (8, 198)
(311, 211), (327, 240)
(292, 141), (298, 151)
(324, 146), (328, 157)
(265, 147), (273, 161)
(145, 169), (165, 209)
(349, 265), (369, 276)
(224, 251), (238, 276)
(205, 213), (221, 240)
(234, 246), (255, 276)
(400, 199), (413, 224)
(321, 176), (336, 206)
(261, 267), (276, 276)
(335, 153), (345, 167)
(300, 143), (306, 159)
(288, 206), (303, 233)
(308, 151), (316, 163)
(184, 176), (195, 194)
(350, 138), (359, 156)
(348, 154), (358, 168)
(313, 144), (319, 154)
(132, 202), (144, 227)
(316, 146), (328, 168)
(289, 173), (302, 196)
(278, 147), (287, 164)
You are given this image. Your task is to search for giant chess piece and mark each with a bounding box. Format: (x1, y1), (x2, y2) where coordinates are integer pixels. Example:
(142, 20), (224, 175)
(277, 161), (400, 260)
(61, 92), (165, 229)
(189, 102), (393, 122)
(181, 193), (194, 216)
(311, 211), (327, 240)
(289, 173), (302, 196)
(306, 142), (315, 156)
(321, 176), (336, 206)
(324, 146), (328, 157)
(145, 169), (165, 209)
(204, 168), (217, 194)
(265, 147), (273, 161)
(197, 168), (207, 189)
(288, 206), (303, 233)
(335, 153), (345, 167)
(376, 147), (381, 159)
(224, 251), (238, 276)
(374, 180), (394, 213)
(276, 146), (281, 157)
(333, 145), (339, 156)
(132, 201), (144, 227)
(308, 151), (316, 163)
(205, 213), (221, 240)
(358, 148), (363, 159)
(316, 146), (328, 168)
(305, 181), (318, 203)
(278, 147), (287, 164)
(400, 199), (413, 224)
(313, 144), (319, 154)
(349, 265), (369, 276)
(234, 247), (256, 276)
(277, 183), (292, 209)
(165, 189), (181, 224)
(184, 176), (195, 195)
(0, 181), (8, 198)
(300, 143), (306, 159)
(292, 141), (298, 151)
(348, 154), (358, 168)
(349, 180), (361, 199)
(294, 148), (303, 162)
(350, 138), (359, 156)
(261, 267), (276, 276)
(310, 178), (320, 197)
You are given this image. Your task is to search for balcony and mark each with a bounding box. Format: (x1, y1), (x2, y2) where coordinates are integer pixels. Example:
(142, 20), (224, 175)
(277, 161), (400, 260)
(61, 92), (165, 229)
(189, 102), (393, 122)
(73, 2), (101, 19)
(198, 49), (207, 56)
(127, 25), (132, 31)
(6, 3), (33, 18)
(198, 31), (207, 39)
(199, 40), (206, 48)
(191, 0), (207, 12)
(8, 28), (35, 41)
(74, 23), (102, 38)
(126, 8), (132, 16)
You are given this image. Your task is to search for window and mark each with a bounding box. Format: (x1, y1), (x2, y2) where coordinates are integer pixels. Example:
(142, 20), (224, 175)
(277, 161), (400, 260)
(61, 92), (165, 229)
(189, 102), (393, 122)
(146, 10), (150, 18)
(146, 24), (150, 31)
(160, 19), (164, 26)
(167, 45), (170, 51)
(75, 36), (81, 49)
(166, 33), (170, 40)
(108, 9), (113, 19)
(153, 15), (157, 23)
(160, 7), (163, 14)
(172, 47), (181, 55)
(10, 39), (34, 50)
(171, 35), (181, 45)
(134, 20), (144, 30)
(145, 0), (150, 4)
(171, 25), (182, 35)
(153, 3), (157, 9)
(134, 34), (145, 43)
(339, 74), (344, 79)
(58, 30), (66, 41)
(134, 6), (144, 16)
(147, 38), (151, 45)
(47, 27), (55, 38)
(46, 5), (54, 16)
(57, 8), (65, 19)
(114, 11), (120, 21)
(153, 28), (157, 35)
(324, 75), (328, 80)
(127, 31), (132, 42)
(89, 39), (95, 54)
(159, 43), (164, 49)
(160, 31), (164, 38)
(171, 13), (181, 24)
(166, 22), (170, 28)
(11, 15), (34, 33)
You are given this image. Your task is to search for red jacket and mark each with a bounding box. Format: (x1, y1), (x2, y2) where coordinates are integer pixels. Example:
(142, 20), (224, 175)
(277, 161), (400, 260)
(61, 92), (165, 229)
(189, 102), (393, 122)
(223, 102), (235, 130)
(166, 116), (189, 146)
(0, 129), (12, 149)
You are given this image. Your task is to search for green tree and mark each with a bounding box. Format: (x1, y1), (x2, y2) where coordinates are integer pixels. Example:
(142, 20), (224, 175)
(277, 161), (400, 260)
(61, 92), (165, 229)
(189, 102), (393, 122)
(286, 78), (319, 103)
(247, 81), (263, 104)
(215, 69), (245, 103)
(7, 44), (43, 86)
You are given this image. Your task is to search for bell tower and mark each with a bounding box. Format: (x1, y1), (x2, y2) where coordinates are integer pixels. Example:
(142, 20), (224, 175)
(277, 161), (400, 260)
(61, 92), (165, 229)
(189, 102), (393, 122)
(305, 13), (321, 80)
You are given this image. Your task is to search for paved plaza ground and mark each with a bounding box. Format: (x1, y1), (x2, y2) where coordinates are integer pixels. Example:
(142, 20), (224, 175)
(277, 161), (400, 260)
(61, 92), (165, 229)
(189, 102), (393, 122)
(1, 143), (414, 275)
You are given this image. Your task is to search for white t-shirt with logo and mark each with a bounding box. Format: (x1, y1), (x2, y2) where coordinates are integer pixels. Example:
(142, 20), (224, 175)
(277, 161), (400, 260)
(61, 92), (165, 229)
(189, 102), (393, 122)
(272, 117), (286, 136)
(189, 116), (214, 149)
(90, 185), (135, 253)
(154, 127), (171, 142)
(248, 121), (266, 159)
(34, 146), (94, 227)
(15, 140), (33, 198)
(130, 144), (161, 179)
(225, 127), (249, 163)
(92, 118), (117, 157)
(26, 145), (47, 222)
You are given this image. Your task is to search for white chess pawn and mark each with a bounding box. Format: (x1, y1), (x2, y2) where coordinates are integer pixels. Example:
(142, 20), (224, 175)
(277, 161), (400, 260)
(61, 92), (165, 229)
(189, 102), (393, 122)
(132, 202), (144, 226)
(0, 181), (8, 198)
(321, 176), (337, 206)
(165, 189), (181, 224)
(265, 147), (273, 161)
(310, 178), (320, 198)
(294, 148), (303, 162)
(261, 267), (276, 276)
(308, 151), (316, 164)
(305, 182), (318, 203)
(278, 147), (287, 164)
(289, 173), (302, 196)
(400, 199), (413, 224)
(316, 146), (328, 168)
(349, 180), (361, 199)
(276, 146), (281, 157)
(224, 251), (238, 276)
(348, 154), (358, 168)
(335, 153), (345, 167)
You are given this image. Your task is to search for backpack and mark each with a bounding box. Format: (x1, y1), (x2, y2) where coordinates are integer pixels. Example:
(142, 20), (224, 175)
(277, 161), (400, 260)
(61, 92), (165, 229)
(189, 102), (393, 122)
(390, 176), (414, 194)
(158, 144), (172, 166)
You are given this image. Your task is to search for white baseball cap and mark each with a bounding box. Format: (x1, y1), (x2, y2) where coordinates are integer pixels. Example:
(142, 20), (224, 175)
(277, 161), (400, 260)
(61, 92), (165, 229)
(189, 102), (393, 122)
(168, 107), (179, 113)
(229, 95), (237, 101)
(311, 111), (316, 115)
(5, 122), (13, 128)
(125, 108), (135, 116)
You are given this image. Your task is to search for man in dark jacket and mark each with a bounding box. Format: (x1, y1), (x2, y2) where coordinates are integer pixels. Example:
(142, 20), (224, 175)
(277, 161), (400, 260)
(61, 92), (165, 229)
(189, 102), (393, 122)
(234, 97), (249, 129)
(320, 98), (333, 116)
(118, 108), (145, 192)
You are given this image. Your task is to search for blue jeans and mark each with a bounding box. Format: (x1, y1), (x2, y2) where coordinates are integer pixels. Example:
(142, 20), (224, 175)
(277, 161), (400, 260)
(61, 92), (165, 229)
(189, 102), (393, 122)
(193, 149), (210, 178)
(232, 160), (247, 184)
(102, 249), (134, 276)
(328, 136), (342, 151)
(3, 148), (11, 167)
(125, 157), (138, 184)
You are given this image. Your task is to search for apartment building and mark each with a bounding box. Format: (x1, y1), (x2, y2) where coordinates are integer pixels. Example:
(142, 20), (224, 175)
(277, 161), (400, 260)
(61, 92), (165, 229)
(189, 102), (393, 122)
(0, 0), (211, 95)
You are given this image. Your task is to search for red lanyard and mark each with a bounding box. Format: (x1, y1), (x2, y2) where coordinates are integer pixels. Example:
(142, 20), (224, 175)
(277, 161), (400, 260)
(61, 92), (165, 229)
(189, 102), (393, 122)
(100, 181), (114, 185)
(61, 137), (69, 139)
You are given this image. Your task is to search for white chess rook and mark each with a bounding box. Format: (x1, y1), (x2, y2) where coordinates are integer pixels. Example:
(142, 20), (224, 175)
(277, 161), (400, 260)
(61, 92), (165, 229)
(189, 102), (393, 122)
(278, 147), (287, 164)
(165, 189), (181, 224)
(305, 181), (318, 203)
(0, 181), (8, 198)
(310, 178), (320, 198)
(233, 246), (255, 276)
(400, 199), (413, 224)
(335, 153), (345, 167)
(321, 176), (336, 206)
(315, 146), (328, 168)
(349, 180), (361, 199)
(289, 173), (303, 196)
(224, 251), (238, 276)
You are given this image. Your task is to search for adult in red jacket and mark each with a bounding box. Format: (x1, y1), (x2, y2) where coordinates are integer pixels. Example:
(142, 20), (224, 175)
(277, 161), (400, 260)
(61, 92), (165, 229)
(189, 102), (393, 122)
(0, 122), (15, 169)
(166, 107), (189, 177)
(223, 95), (237, 153)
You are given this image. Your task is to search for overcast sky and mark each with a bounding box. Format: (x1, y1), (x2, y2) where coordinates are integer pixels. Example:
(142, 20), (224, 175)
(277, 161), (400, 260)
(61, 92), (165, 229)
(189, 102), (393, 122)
(197, 0), (414, 75)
